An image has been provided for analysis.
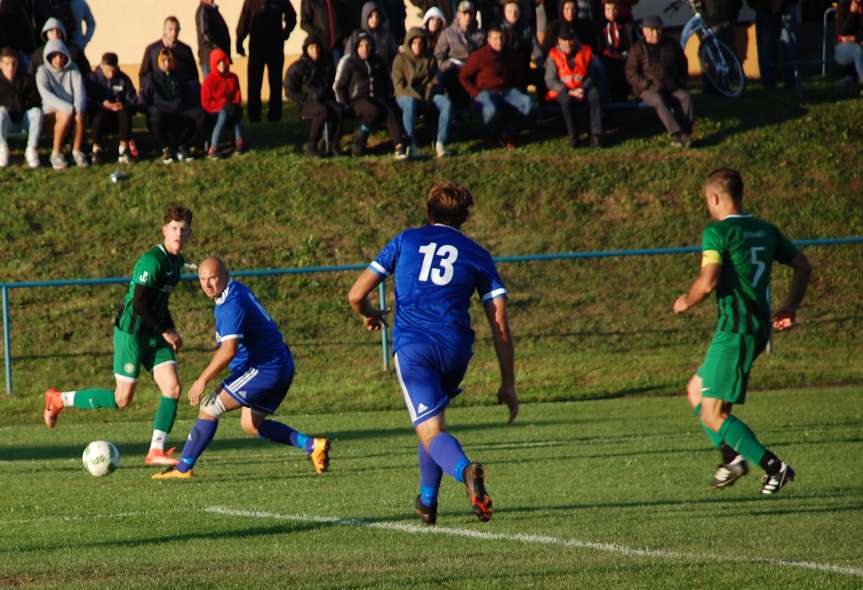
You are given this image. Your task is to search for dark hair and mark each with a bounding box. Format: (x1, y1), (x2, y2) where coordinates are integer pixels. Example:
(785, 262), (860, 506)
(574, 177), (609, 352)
(164, 15), (180, 28)
(487, 25), (503, 36)
(705, 168), (744, 201)
(164, 205), (193, 225)
(0, 47), (17, 60)
(426, 181), (475, 228)
(101, 52), (119, 66)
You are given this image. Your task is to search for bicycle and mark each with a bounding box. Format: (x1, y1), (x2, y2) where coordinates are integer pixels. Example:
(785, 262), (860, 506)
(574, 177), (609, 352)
(664, 0), (746, 98)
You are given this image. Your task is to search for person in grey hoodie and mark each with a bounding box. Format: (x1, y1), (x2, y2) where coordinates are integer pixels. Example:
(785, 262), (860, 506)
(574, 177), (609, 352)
(29, 17), (91, 77)
(35, 38), (88, 169)
(345, 2), (399, 71)
(434, 0), (484, 108)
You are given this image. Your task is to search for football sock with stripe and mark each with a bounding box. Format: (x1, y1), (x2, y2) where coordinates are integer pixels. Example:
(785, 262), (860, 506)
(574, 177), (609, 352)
(153, 396), (178, 433)
(720, 443), (739, 464)
(759, 450), (783, 476)
(70, 388), (118, 410)
(418, 443), (443, 507)
(718, 415), (767, 466)
(694, 403), (723, 449)
(176, 418), (219, 473)
(427, 433), (471, 483)
(258, 420), (315, 453)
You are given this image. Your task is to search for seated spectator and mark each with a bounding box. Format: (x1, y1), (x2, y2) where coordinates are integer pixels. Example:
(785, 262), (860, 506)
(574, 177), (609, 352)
(285, 35), (342, 157)
(36, 39), (87, 169)
(69, 0), (96, 51)
(834, 0), (863, 95)
(139, 16), (199, 86)
(345, 2), (399, 71)
(88, 52), (138, 165)
(196, 0), (231, 77)
(140, 48), (207, 164)
(411, 0), (455, 26)
(0, 46), (42, 168)
(459, 25), (535, 147)
(421, 7), (447, 51)
(334, 31), (408, 158)
(434, 1), (485, 108)
(545, 25), (602, 147)
(501, 0), (543, 92)
(301, 0), (350, 64)
(29, 17), (91, 76)
(597, 0), (635, 101)
(625, 16), (692, 147)
(392, 27), (452, 157)
(201, 48), (245, 158)
(544, 0), (596, 54)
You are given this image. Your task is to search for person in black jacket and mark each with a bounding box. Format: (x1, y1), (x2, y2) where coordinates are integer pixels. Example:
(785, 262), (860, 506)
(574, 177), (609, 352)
(139, 16), (199, 86)
(88, 52), (138, 165)
(597, 0), (634, 101)
(237, 0), (297, 122)
(333, 31), (407, 158)
(285, 35), (342, 156)
(301, 0), (350, 64)
(0, 46), (42, 168)
(196, 0), (231, 76)
(835, 0), (863, 93)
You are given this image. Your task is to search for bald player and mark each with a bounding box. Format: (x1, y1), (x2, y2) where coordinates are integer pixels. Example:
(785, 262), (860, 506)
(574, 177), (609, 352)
(153, 257), (330, 479)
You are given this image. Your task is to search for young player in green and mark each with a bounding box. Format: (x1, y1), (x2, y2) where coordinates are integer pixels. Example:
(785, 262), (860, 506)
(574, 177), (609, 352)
(673, 169), (811, 495)
(43, 206), (193, 467)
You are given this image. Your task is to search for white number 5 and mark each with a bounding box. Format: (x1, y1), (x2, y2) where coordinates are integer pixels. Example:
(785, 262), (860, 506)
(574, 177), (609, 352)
(418, 242), (459, 286)
(750, 247), (766, 288)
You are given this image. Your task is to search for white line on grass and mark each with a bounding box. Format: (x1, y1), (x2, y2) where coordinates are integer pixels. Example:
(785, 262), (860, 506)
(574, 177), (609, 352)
(205, 506), (863, 578)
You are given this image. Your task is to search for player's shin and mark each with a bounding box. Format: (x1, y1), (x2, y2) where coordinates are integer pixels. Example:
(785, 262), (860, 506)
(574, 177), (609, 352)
(70, 388), (119, 409)
(258, 420), (314, 452)
(151, 396), (179, 450)
(427, 432), (471, 482)
(694, 403), (723, 449)
(718, 415), (767, 466)
(418, 443), (443, 507)
(176, 418), (219, 473)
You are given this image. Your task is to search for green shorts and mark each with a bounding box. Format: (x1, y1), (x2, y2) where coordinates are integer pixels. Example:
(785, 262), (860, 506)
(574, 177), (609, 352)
(113, 327), (176, 381)
(696, 331), (767, 405)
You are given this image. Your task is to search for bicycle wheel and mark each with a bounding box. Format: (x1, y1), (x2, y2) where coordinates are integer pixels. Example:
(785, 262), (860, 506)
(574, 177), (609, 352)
(698, 39), (746, 98)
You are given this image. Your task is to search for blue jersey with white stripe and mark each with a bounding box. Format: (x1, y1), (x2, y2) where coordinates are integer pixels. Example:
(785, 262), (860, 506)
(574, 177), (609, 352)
(370, 224), (507, 353)
(214, 280), (291, 373)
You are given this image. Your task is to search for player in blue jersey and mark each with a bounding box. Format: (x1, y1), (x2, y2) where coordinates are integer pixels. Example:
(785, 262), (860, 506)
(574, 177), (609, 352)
(153, 257), (330, 479)
(348, 181), (518, 524)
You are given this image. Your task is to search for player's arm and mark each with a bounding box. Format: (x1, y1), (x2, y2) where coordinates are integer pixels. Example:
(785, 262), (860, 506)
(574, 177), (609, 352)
(132, 284), (182, 351)
(187, 338), (238, 405)
(483, 297), (519, 424)
(772, 252), (811, 331)
(673, 260), (721, 314)
(348, 268), (387, 332)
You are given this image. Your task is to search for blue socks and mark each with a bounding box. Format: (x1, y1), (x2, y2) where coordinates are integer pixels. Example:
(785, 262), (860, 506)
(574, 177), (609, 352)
(177, 418), (219, 473)
(427, 432), (471, 483)
(258, 420), (314, 453)
(418, 443), (443, 506)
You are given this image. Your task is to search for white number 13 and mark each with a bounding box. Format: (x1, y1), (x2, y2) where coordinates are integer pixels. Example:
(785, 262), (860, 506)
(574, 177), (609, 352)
(418, 242), (459, 286)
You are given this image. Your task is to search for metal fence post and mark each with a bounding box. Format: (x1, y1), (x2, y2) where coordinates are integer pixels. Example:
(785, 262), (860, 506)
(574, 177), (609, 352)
(378, 281), (389, 371)
(2, 286), (11, 396)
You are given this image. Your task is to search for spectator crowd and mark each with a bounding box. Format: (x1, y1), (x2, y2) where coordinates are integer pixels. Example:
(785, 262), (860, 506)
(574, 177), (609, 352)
(0, 0), (847, 169)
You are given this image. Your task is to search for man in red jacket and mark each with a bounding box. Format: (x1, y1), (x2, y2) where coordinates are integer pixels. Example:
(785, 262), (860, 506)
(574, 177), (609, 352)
(201, 48), (245, 158)
(459, 26), (535, 148)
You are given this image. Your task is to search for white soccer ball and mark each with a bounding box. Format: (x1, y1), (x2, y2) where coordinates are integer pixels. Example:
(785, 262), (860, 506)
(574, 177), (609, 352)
(82, 441), (120, 477)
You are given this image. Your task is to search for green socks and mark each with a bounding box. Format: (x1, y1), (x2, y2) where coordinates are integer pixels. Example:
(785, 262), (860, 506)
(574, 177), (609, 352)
(718, 415), (767, 465)
(694, 403), (723, 449)
(153, 396), (178, 433)
(72, 388), (118, 410)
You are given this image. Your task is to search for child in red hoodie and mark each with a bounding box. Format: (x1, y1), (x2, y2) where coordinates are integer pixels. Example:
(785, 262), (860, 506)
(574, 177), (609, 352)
(201, 48), (245, 157)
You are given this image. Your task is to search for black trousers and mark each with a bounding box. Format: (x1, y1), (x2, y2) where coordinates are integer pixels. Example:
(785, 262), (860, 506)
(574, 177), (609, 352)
(557, 88), (602, 138)
(299, 99), (343, 149)
(148, 107), (207, 149)
(247, 47), (285, 122)
(350, 97), (405, 145)
(91, 108), (132, 143)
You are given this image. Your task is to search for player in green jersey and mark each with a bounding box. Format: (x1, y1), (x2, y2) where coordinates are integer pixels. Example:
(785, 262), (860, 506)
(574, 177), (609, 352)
(43, 206), (193, 467)
(673, 169), (811, 495)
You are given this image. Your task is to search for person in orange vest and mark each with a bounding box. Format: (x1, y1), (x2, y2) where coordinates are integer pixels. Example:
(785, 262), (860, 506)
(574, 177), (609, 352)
(544, 24), (603, 148)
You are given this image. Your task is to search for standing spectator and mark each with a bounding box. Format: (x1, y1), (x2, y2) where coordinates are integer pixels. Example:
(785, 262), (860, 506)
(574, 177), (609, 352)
(0, 1), (36, 66)
(334, 31), (408, 158)
(597, 0), (634, 101)
(501, 0), (543, 92)
(392, 27), (452, 157)
(29, 17), (90, 76)
(459, 26), (535, 148)
(35, 39), (88, 169)
(615, 0), (638, 21)
(545, 25), (603, 147)
(746, 0), (803, 97)
(30, 0), (75, 45)
(835, 0), (863, 95)
(285, 35), (342, 156)
(69, 0), (95, 50)
(301, 0), (350, 64)
(201, 48), (245, 158)
(196, 0), (231, 77)
(434, 1), (485, 108)
(139, 17), (199, 85)
(139, 48), (207, 164)
(236, 0), (297, 122)
(421, 7), (447, 51)
(378, 0), (407, 44)
(625, 16), (692, 147)
(345, 2), (400, 70)
(0, 46), (42, 168)
(411, 0), (457, 25)
(88, 52), (138, 165)
(544, 0), (594, 53)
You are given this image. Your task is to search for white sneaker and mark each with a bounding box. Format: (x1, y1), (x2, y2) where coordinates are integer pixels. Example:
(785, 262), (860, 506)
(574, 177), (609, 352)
(0, 143), (9, 167)
(435, 141), (448, 158)
(25, 147), (40, 168)
(50, 151), (67, 170)
(72, 150), (89, 168)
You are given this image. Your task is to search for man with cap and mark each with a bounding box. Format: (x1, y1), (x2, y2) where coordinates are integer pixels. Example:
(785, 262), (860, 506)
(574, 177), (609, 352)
(434, 0), (485, 108)
(544, 24), (603, 148)
(624, 15), (692, 148)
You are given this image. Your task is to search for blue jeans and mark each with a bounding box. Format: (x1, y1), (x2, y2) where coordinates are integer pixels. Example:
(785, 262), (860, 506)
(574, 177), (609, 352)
(0, 106), (42, 149)
(835, 42), (863, 83)
(396, 94), (452, 145)
(754, 7), (800, 90)
(473, 89), (534, 126)
(210, 107), (242, 148)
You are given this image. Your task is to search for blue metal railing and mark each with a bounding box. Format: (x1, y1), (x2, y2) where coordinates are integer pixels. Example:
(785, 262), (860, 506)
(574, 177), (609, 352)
(2, 236), (862, 395)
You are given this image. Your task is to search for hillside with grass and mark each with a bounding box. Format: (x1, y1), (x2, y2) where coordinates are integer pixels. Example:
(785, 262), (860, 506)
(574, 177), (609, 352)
(1, 83), (861, 427)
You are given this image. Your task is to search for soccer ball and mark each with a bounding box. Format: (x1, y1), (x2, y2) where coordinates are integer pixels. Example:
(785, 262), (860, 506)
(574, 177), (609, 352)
(82, 441), (120, 477)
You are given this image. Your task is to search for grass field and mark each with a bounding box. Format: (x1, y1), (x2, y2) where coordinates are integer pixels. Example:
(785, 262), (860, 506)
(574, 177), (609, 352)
(1, 387), (861, 589)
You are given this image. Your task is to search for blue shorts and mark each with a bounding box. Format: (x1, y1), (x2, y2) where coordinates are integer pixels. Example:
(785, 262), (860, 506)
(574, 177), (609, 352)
(393, 342), (471, 426)
(220, 357), (295, 415)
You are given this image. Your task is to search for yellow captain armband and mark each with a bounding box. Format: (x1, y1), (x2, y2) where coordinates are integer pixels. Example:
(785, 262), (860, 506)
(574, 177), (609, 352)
(701, 250), (721, 267)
